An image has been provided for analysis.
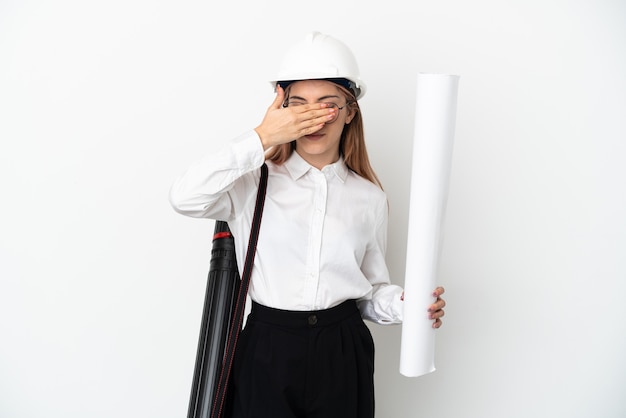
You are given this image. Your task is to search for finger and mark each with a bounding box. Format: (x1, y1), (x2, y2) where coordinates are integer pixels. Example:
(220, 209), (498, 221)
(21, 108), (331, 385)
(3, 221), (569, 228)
(269, 85), (286, 110)
(292, 103), (336, 122)
(295, 122), (326, 138)
(428, 297), (445, 311)
(292, 109), (336, 134)
(432, 286), (445, 297)
(432, 318), (443, 329)
(429, 309), (445, 320)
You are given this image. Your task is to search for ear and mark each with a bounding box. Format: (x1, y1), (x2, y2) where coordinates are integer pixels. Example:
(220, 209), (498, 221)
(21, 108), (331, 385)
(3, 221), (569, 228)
(345, 106), (357, 124)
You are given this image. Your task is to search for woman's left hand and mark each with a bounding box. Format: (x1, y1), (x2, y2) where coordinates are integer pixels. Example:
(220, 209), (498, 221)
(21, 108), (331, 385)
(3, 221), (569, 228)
(429, 287), (446, 329)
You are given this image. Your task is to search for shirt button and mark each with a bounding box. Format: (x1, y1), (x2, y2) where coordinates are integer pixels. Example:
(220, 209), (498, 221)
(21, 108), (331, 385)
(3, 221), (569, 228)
(308, 315), (318, 326)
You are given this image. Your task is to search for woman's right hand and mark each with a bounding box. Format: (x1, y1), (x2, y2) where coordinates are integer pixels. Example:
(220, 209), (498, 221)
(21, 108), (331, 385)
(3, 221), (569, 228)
(254, 85), (337, 150)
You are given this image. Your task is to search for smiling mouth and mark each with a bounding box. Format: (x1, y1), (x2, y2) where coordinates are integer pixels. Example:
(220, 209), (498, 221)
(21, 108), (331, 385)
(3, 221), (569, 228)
(304, 133), (324, 140)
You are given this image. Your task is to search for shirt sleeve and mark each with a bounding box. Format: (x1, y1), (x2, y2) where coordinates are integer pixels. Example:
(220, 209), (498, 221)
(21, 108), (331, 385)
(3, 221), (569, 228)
(168, 131), (266, 220)
(357, 195), (405, 325)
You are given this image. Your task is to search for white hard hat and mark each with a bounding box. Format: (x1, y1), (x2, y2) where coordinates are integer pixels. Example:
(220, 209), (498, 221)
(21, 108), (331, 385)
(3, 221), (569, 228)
(270, 31), (367, 100)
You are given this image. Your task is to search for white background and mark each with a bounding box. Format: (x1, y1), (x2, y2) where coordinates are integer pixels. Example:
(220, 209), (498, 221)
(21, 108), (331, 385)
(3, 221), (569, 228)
(1, 1), (625, 417)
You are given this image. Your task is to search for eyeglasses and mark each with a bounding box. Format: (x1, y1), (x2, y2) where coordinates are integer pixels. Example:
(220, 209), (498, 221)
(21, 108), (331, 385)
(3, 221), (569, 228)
(283, 101), (350, 124)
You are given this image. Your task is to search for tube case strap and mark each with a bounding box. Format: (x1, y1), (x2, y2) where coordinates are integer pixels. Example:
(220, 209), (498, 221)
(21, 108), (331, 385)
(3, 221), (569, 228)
(211, 163), (268, 418)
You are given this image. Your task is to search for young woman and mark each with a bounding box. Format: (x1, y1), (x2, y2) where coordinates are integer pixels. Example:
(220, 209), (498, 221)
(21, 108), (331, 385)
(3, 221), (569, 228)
(170, 32), (446, 418)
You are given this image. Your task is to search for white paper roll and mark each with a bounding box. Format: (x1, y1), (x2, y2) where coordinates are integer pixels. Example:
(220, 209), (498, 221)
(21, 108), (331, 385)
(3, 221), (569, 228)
(400, 73), (459, 377)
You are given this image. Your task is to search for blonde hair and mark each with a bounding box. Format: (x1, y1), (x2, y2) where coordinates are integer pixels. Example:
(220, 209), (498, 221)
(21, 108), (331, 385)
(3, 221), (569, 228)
(265, 83), (383, 189)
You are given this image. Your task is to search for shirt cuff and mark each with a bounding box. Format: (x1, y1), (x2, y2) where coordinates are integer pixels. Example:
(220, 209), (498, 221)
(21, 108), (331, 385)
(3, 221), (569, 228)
(230, 130), (266, 171)
(357, 285), (404, 325)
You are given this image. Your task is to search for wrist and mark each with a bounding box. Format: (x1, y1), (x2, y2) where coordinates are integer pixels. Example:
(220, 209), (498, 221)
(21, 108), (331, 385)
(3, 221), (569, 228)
(254, 127), (271, 150)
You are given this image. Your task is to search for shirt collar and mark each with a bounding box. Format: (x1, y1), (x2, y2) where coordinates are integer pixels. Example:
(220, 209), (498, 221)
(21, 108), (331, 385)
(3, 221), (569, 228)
(284, 151), (349, 183)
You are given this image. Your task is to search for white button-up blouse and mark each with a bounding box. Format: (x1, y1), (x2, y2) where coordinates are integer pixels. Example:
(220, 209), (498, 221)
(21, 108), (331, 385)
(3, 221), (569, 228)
(169, 130), (404, 324)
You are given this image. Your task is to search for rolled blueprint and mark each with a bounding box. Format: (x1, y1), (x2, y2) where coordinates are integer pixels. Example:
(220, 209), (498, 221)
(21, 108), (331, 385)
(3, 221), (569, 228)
(400, 73), (459, 377)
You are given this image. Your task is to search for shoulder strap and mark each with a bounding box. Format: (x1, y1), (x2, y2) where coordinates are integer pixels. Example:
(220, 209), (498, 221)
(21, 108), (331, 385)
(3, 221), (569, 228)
(211, 163), (268, 418)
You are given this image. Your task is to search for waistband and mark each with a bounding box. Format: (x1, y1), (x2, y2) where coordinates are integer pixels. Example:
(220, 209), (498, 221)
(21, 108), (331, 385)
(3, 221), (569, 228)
(250, 300), (359, 328)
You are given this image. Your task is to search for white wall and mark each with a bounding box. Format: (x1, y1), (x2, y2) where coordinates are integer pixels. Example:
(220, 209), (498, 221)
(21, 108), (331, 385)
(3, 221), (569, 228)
(1, 1), (624, 417)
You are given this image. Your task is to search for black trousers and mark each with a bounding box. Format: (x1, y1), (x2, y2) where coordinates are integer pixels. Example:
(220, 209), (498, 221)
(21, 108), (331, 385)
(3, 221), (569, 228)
(231, 300), (375, 418)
